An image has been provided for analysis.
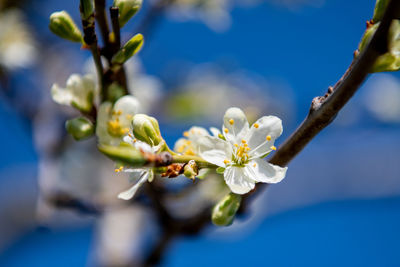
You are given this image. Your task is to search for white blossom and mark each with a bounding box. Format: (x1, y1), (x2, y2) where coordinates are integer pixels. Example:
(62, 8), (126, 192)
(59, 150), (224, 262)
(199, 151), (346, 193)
(174, 126), (220, 155)
(198, 107), (287, 194)
(96, 95), (140, 145)
(51, 73), (96, 112)
(116, 135), (161, 200)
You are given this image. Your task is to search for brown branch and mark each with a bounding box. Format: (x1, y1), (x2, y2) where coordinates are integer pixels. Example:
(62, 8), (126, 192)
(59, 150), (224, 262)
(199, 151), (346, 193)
(80, 5), (106, 102)
(94, 0), (111, 50)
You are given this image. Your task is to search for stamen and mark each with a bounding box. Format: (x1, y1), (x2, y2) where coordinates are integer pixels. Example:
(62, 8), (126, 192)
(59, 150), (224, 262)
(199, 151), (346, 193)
(114, 166), (123, 172)
(241, 139), (246, 144)
(266, 135), (272, 141)
(270, 145), (276, 151)
(253, 163), (256, 167)
(223, 159), (230, 164)
(229, 119), (234, 125)
(234, 144), (239, 148)
(224, 128), (228, 134)
(254, 123), (259, 128)
(183, 131), (189, 137)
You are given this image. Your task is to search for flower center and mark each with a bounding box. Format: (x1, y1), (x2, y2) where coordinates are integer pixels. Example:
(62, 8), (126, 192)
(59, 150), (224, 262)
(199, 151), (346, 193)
(232, 139), (251, 165)
(107, 110), (129, 137)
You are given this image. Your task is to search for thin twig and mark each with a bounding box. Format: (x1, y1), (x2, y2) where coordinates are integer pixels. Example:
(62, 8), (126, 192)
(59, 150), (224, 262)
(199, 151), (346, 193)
(94, 0), (111, 51)
(110, 7), (121, 50)
(80, 6), (106, 101)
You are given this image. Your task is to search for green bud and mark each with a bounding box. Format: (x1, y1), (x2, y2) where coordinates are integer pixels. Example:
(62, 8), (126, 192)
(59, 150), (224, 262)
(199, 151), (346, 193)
(212, 193), (242, 227)
(80, 0), (94, 20)
(111, 33), (144, 65)
(49, 11), (83, 43)
(65, 117), (94, 140)
(131, 114), (162, 146)
(372, 0), (389, 23)
(183, 160), (198, 180)
(98, 143), (146, 167)
(113, 0), (142, 28)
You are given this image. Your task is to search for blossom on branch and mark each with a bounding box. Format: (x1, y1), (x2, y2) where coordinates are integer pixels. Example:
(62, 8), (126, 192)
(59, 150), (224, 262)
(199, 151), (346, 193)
(198, 107), (287, 194)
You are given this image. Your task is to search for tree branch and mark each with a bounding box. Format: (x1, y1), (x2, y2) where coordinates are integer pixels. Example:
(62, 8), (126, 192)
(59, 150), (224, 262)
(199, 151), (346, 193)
(268, 0), (400, 168)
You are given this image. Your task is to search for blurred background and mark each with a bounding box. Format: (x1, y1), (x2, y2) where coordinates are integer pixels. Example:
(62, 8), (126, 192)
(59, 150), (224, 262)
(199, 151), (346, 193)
(1, 0), (400, 266)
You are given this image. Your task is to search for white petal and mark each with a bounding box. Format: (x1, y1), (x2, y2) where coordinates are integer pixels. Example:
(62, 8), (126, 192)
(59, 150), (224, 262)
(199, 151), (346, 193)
(51, 83), (73, 106)
(246, 116), (283, 158)
(114, 95), (140, 116)
(245, 158), (287, 184)
(223, 107), (249, 144)
(198, 136), (231, 167)
(118, 171), (149, 200)
(209, 127), (221, 137)
(224, 166), (255, 194)
(113, 95), (140, 127)
(134, 140), (153, 153)
(187, 126), (209, 139)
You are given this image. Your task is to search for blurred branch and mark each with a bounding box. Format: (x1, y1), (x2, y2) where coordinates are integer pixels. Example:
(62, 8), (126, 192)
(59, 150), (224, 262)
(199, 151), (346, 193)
(46, 192), (101, 215)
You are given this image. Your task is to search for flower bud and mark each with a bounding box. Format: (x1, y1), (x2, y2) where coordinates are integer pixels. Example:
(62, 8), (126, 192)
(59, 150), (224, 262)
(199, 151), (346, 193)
(80, 0), (94, 20)
(111, 33), (144, 65)
(49, 11), (83, 43)
(183, 160), (198, 180)
(372, 0), (389, 23)
(211, 193), (241, 226)
(113, 0), (142, 28)
(131, 114), (162, 146)
(65, 117), (94, 140)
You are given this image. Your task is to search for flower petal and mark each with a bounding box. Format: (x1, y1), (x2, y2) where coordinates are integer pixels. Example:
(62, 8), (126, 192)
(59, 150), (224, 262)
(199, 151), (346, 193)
(223, 107), (249, 144)
(209, 127), (221, 137)
(113, 95), (140, 127)
(245, 158), (287, 184)
(198, 136), (231, 167)
(118, 171), (149, 200)
(246, 116), (283, 158)
(224, 166), (255, 194)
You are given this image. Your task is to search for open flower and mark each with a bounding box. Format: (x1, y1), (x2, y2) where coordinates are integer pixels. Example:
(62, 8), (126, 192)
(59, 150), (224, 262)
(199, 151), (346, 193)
(174, 126), (220, 156)
(198, 107), (287, 194)
(116, 134), (161, 200)
(51, 73), (96, 112)
(96, 95), (140, 145)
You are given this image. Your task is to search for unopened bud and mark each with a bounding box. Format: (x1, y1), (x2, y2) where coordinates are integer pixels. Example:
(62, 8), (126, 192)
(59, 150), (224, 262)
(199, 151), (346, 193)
(80, 0), (94, 20)
(111, 33), (144, 65)
(372, 0), (389, 23)
(132, 114), (162, 146)
(65, 117), (94, 140)
(49, 11), (83, 43)
(212, 193), (241, 226)
(183, 160), (198, 180)
(113, 0), (142, 28)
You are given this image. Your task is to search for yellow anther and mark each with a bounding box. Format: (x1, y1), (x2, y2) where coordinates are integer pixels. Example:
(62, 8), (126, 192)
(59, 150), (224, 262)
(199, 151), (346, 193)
(229, 119), (234, 125)
(183, 131), (189, 137)
(253, 163), (257, 167)
(224, 128), (228, 134)
(114, 166), (123, 172)
(126, 114), (133, 120)
(223, 159), (230, 164)
(123, 128), (129, 134)
(245, 147), (251, 151)
(270, 145), (276, 151)
(244, 143), (248, 147)
(266, 135), (272, 141)
(241, 139), (246, 144)
(117, 110), (122, 116)
(254, 123), (259, 128)
(234, 144), (239, 148)
(133, 138), (137, 143)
